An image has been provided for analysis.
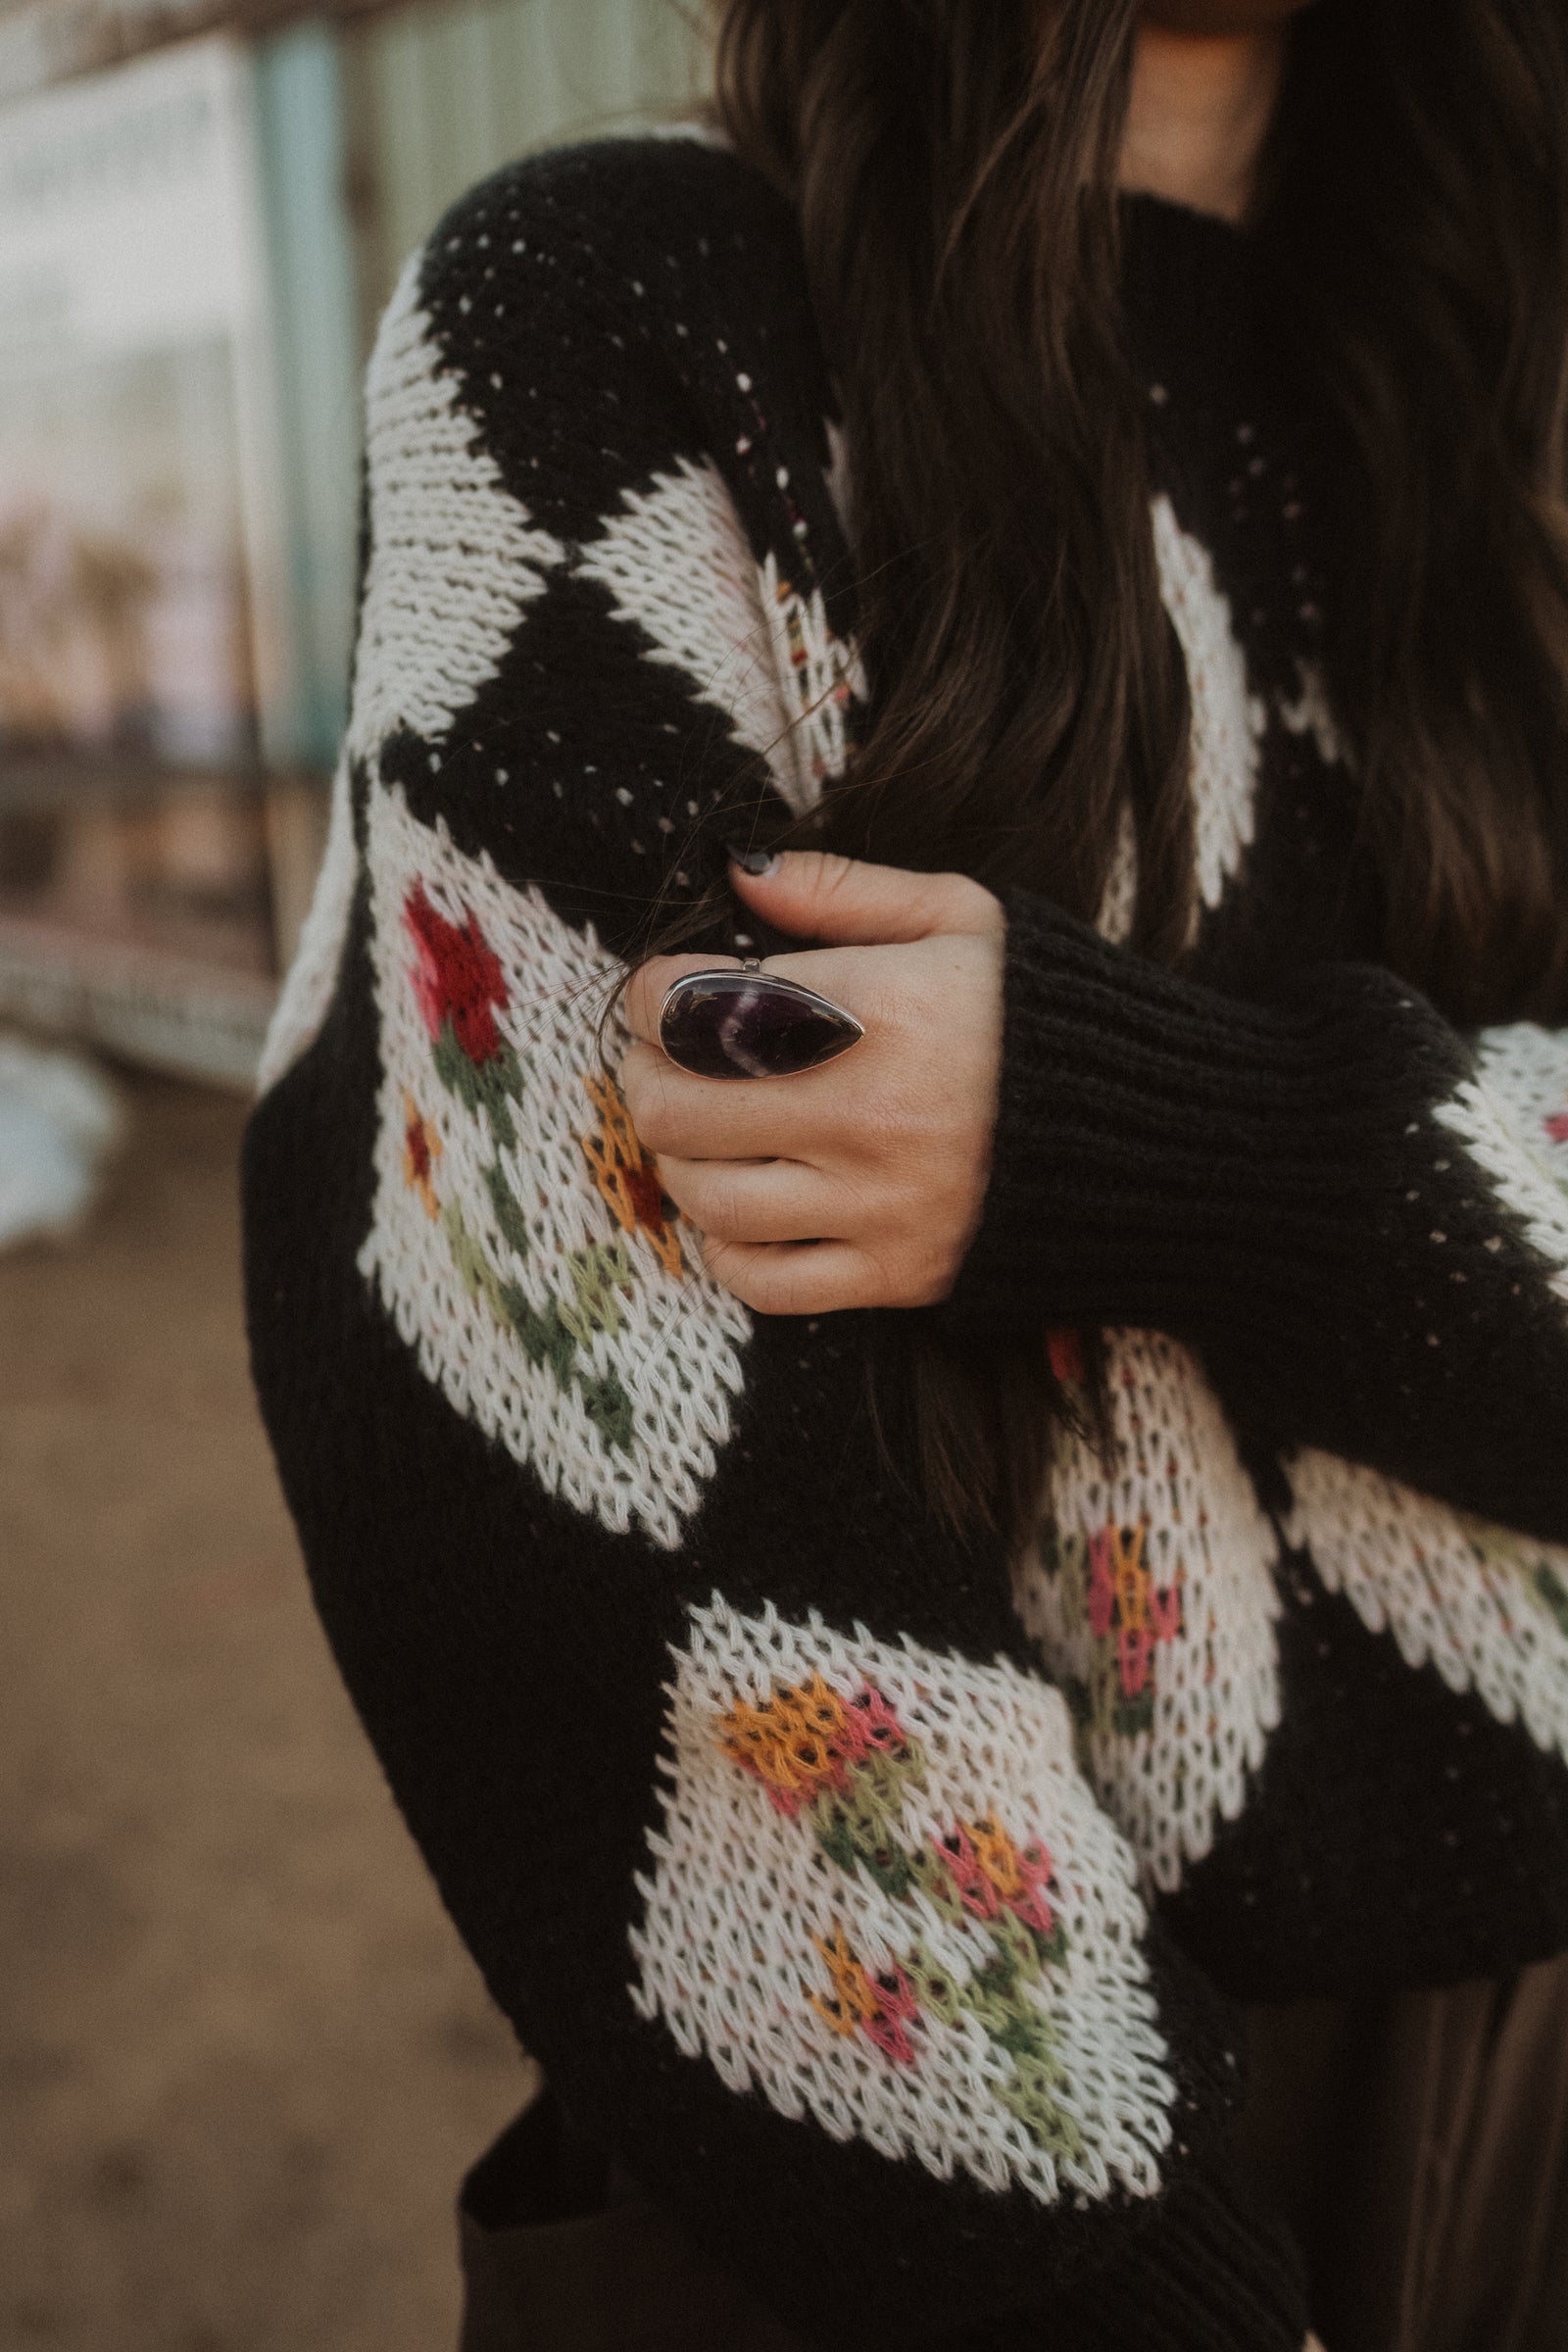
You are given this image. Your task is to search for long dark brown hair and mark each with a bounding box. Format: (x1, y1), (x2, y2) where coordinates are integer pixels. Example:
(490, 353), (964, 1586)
(694, 0), (1568, 1540)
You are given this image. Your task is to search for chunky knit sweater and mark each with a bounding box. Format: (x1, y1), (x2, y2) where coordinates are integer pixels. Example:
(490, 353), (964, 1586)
(243, 135), (1568, 2352)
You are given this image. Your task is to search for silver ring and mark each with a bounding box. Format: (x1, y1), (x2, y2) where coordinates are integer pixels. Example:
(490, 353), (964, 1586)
(658, 963), (864, 1081)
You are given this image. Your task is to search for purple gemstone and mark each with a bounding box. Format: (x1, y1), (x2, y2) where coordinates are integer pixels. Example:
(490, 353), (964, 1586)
(658, 969), (863, 1080)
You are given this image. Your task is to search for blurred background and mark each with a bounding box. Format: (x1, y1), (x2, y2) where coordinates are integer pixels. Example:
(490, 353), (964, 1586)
(0, 3), (709, 2345)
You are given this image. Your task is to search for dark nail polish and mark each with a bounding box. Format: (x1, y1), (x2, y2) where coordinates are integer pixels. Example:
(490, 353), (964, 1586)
(725, 842), (781, 878)
(660, 969), (862, 1080)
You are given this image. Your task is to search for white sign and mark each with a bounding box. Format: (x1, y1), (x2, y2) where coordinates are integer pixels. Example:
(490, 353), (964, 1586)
(0, 34), (270, 366)
(0, 33), (292, 765)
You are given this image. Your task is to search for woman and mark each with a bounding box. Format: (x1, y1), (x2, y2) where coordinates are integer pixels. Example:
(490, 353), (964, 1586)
(244, 2), (1568, 2345)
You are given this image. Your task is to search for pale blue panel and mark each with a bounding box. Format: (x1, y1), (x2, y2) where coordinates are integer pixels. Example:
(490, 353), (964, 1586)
(352, 0), (711, 317)
(253, 22), (363, 769)
(370, 9), (449, 278)
(488, 0), (572, 162)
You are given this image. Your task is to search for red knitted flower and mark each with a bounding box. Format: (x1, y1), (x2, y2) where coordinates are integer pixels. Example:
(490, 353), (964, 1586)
(405, 883), (510, 1064)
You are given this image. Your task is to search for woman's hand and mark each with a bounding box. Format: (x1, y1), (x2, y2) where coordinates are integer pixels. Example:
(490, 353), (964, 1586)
(621, 852), (1005, 1314)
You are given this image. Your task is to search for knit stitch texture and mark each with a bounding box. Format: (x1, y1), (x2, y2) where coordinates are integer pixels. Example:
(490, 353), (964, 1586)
(244, 136), (1567, 2348)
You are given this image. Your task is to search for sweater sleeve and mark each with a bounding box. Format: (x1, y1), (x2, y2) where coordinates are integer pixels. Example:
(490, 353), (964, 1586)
(241, 145), (1308, 2352)
(943, 887), (1568, 1544)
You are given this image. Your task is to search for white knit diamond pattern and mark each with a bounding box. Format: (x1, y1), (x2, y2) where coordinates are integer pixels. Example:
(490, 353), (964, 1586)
(358, 780), (750, 1548)
(1153, 493), (1267, 922)
(1285, 1449), (1568, 1758)
(575, 456), (866, 816)
(1277, 659), (1348, 772)
(823, 416), (854, 540)
(1013, 1332), (1282, 1892)
(346, 250), (566, 765)
(630, 1596), (1176, 2206)
(1097, 497), (1268, 942)
(1434, 1024), (1568, 1304)
(1096, 806), (1140, 947)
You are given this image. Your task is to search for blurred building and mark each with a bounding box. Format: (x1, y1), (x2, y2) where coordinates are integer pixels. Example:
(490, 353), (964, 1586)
(0, 0), (707, 1083)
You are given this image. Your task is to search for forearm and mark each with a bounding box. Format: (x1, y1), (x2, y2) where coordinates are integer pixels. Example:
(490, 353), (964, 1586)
(945, 889), (1568, 1538)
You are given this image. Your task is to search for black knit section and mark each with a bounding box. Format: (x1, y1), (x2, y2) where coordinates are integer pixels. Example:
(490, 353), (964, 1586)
(1162, 1554), (1568, 2001)
(243, 130), (1568, 2347)
(952, 2157), (1309, 2352)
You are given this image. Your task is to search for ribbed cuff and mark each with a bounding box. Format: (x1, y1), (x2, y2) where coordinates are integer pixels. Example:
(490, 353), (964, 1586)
(942, 888), (1467, 1345)
(1020, 2157), (1310, 2352)
(933, 2149), (1309, 2352)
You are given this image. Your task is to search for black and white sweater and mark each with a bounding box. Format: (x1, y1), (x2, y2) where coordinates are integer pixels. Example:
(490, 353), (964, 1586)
(243, 136), (1568, 2352)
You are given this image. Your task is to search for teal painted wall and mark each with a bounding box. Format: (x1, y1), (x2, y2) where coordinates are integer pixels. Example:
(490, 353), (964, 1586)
(251, 0), (708, 768)
(346, 0), (709, 323)
(254, 19), (363, 767)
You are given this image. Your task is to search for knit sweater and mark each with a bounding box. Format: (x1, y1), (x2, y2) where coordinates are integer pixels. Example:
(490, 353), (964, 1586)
(242, 134), (1568, 2352)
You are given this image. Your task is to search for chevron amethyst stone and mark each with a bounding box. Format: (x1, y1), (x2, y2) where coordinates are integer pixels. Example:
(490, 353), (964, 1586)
(658, 968), (864, 1080)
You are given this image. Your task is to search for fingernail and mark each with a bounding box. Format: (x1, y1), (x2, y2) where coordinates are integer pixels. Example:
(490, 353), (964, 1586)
(725, 842), (781, 878)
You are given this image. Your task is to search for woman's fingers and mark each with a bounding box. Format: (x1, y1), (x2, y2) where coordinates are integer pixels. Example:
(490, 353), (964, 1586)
(621, 952), (740, 1047)
(728, 849), (1003, 946)
(698, 1237), (877, 1316)
(657, 1153), (841, 1245)
(619, 1039), (843, 1160)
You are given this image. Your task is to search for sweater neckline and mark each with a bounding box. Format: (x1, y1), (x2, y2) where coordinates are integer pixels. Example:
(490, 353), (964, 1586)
(1116, 188), (1267, 408)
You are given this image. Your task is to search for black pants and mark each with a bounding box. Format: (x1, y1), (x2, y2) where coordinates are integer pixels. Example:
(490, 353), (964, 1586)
(459, 1957), (1568, 2352)
(458, 2085), (802, 2352)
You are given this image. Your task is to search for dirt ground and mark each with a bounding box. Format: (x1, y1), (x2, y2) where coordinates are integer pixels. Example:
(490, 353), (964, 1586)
(0, 1065), (535, 2352)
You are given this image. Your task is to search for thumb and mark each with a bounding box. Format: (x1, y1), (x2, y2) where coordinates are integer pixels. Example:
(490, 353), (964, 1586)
(728, 848), (999, 945)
